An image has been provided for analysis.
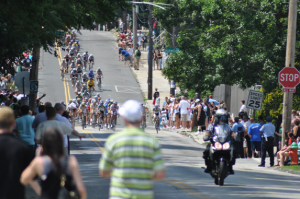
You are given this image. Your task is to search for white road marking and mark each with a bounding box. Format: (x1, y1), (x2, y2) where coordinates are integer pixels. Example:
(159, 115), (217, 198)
(115, 85), (141, 94)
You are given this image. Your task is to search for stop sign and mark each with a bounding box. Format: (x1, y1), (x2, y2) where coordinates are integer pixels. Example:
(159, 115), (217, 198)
(278, 67), (300, 88)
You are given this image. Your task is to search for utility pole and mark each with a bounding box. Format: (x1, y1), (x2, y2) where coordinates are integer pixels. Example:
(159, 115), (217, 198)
(29, 46), (40, 112)
(123, 10), (127, 32)
(148, 0), (153, 99)
(133, 0), (138, 68)
(282, 0), (297, 148)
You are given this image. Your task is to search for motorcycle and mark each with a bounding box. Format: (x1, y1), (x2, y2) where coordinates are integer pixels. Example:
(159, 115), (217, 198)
(209, 135), (233, 186)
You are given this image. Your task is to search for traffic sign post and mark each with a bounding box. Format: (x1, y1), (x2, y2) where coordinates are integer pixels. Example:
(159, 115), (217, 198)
(278, 67), (300, 92)
(246, 90), (263, 110)
(30, 80), (38, 94)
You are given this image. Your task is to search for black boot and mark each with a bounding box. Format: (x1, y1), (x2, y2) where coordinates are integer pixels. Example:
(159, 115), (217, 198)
(228, 165), (234, 175)
(204, 159), (211, 173)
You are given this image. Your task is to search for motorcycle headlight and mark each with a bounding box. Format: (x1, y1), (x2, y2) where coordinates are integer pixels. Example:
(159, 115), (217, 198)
(223, 142), (230, 150)
(215, 142), (222, 150)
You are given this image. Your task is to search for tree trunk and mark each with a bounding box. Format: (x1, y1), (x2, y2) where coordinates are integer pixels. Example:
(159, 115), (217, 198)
(29, 46), (40, 112)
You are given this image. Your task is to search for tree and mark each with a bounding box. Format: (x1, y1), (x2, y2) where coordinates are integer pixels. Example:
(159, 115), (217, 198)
(154, 0), (300, 96)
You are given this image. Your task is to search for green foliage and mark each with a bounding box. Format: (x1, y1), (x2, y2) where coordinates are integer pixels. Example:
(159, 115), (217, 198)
(154, 0), (300, 96)
(258, 84), (300, 122)
(0, 0), (128, 64)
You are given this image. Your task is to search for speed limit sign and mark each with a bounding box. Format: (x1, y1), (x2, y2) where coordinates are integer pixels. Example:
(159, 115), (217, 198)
(246, 90), (264, 110)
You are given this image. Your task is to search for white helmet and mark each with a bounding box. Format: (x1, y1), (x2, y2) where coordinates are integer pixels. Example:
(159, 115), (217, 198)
(73, 99), (76, 102)
(90, 54), (93, 57)
(92, 99), (96, 103)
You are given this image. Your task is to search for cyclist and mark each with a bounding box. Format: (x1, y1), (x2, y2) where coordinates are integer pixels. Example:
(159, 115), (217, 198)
(70, 60), (76, 71)
(141, 103), (149, 128)
(82, 51), (89, 70)
(105, 100), (112, 128)
(69, 46), (76, 60)
(76, 92), (83, 102)
(96, 68), (103, 85)
(82, 73), (88, 83)
(68, 99), (78, 124)
(65, 34), (71, 44)
(90, 99), (98, 126)
(153, 104), (161, 126)
(88, 54), (95, 70)
(88, 69), (94, 79)
(60, 59), (67, 79)
(82, 87), (89, 97)
(87, 77), (95, 92)
(76, 41), (81, 52)
(98, 100), (106, 128)
(76, 63), (83, 79)
(79, 102), (88, 125)
(109, 101), (119, 128)
(74, 80), (82, 93)
(70, 68), (77, 82)
(76, 53), (82, 60)
(64, 53), (71, 72)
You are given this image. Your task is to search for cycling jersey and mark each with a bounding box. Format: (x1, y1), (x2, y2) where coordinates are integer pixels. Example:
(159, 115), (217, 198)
(76, 59), (82, 65)
(70, 63), (76, 69)
(88, 72), (94, 78)
(64, 55), (70, 61)
(82, 77), (88, 83)
(98, 105), (106, 112)
(90, 103), (97, 113)
(87, 80), (94, 86)
(75, 82), (81, 88)
(79, 105), (87, 113)
(142, 105), (148, 116)
(110, 104), (119, 114)
(96, 70), (102, 77)
(153, 108), (161, 116)
(88, 56), (94, 61)
(68, 102), (77, 110)
(83, 53), (89, 61)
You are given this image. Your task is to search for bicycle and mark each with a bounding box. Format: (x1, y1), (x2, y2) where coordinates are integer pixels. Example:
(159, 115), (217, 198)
(91, 112), (97, 128)
(97, 77), (101, 90)
(140, 116), (146, 131)
(81, 113), (87, 130)
(111, 113), (117, 131)
(98, 112), (104, 131)
(69, 109), (77, 129)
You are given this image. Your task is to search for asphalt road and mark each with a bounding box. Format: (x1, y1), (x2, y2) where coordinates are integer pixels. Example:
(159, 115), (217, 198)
(28, 30), (300, 199)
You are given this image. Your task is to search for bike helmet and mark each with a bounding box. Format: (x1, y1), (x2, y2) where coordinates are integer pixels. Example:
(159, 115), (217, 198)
(77, 98), (81, 101)
(90, 69), (93, 72)
(100, 100), (103, 103)
(97, 93), (100, 97)
(113, 101), (117, 104)
(90, 54), (93, 57)
(73, 99), (76, 102)
(155, 104), (159, 107)
(77, 53), (80, 56)
(91, 99), (96, 103)
(77, 80), (80, 83)
(72, 60), (75, 63)
(86, 51), (88, 54)
(60, 101), (65, 104)
(78, 58), (81, 61)
(66, 53), (69, 56)
(82, 102), (86, 106)
(110, 99), (114, 103)
(215, 109), (227, 124)
(97, 68), (101, 71)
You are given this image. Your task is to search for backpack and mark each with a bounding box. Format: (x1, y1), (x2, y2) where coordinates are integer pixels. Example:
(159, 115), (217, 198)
(136, 50), (141, 57)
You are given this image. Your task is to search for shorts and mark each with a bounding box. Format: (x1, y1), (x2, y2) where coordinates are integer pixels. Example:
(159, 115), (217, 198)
(119, 48), (122, 54)
(251, 141), (261, 151)
(88, 85), (93, 88)
(162, 117), (167, 124)
(153, 113), (159, 117)
(181, 114), (187, 122)
(125, 56), (130, 61)
(187, 114), (191, 122)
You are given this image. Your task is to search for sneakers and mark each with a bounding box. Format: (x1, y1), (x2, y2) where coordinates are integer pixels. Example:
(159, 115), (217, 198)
(195, 131), (202, 135)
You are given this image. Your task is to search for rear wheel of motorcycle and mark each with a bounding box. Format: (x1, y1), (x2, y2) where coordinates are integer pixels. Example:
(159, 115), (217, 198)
(218, 161), (225, 186)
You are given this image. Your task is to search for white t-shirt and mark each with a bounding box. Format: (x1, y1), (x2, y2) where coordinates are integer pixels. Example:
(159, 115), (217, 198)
(35, 120), (73, 143)
(137, 34), (142, 45)
(155, 97), (160, 107)
(239, 104), (247, 112)
(128, 48), (133, 55)
(241, 120), (251, 129)
(179, 100), (190, 114)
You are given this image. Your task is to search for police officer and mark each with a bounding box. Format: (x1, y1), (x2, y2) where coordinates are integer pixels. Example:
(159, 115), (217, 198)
(203, 109), (235, 174)
(258, 116), (275, 167)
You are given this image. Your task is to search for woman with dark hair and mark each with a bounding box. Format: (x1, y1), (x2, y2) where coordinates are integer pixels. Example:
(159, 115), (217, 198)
(194, 99), (206, 134)
(20, 128), (87, 199)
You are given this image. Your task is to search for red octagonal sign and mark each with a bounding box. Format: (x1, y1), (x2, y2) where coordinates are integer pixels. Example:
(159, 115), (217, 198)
(278, 67), (300, 88)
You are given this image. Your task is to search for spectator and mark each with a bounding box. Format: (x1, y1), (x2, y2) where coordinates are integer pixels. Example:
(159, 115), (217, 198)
(203, 98), (210, 129)
(10, 97), (19, 110)
(275, 123), (283, 150)
(155, 92), (161, 108)
(239, 100), (247, 113)
(248, 118), (262, 158)
(0, 107), (35, 199)
(163, 97), (168, 106)
(121, 48), (132, 67)
(35, 107), (84, 154)
(54, 103), (72, 155)
(275, 132), (297, 167)
(241, 114), (252, 158)
(152, 88), (159, 105)
(134, 46), (141, 70)
(99, 100), (165, 199)
(155, 47), (163, 70)
(259, 116), (275, 167)
(232, 117), (245, 158)
(179, 96), (190, 129)
(292, 119), (300, 139)
(14, 105), (35, 152)
(32, 102), (52, 129)
(23, 56), (31, 71)
(137, 31), (142, 47)
(20, 128), (87, 199)
(194, 99), (206, 134)
(142, 33), (147, 51)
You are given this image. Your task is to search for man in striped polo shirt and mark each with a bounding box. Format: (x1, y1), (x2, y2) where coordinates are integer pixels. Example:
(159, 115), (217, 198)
(99, 99), (165, 199)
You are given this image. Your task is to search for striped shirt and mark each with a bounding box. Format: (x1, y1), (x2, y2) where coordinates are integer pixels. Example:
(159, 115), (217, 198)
(99, 127), (165, 199)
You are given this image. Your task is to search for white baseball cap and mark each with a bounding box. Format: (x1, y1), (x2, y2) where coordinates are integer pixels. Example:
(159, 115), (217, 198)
(195, 99), (200, 103)
(119, 100), (142, 122)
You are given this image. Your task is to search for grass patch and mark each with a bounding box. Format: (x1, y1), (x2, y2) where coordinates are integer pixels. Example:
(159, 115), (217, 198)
(203, 141), (210, 145)
(281, 165), (300, 171)
(191, 127), (197, 132)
